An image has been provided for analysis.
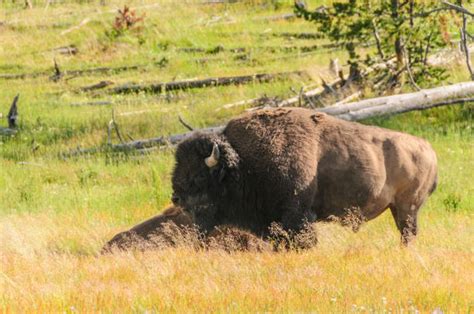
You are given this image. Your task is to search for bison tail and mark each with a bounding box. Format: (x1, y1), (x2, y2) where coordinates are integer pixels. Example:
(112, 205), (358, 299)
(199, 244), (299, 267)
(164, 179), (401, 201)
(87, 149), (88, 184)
(429, 173), (438, 195)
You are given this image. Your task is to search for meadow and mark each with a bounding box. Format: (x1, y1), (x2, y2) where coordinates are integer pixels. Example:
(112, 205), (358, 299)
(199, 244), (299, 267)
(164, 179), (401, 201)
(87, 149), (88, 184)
(0, 0), (473, 312)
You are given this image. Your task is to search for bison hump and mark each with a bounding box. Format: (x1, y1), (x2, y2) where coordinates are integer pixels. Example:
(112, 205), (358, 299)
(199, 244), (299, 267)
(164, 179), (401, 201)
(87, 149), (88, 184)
(224, 108), (322, 193)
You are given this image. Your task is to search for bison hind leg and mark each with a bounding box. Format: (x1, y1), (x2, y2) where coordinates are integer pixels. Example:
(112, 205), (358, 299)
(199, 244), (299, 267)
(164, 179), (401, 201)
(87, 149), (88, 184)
(389, 204), (419, 246)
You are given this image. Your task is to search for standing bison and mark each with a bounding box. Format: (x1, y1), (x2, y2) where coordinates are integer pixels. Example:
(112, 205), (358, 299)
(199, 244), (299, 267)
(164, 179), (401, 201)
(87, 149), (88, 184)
(171, 107), (438, 244)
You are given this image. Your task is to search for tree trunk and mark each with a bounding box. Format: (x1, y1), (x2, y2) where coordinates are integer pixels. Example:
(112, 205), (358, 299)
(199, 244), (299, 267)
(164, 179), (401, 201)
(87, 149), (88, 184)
(391, 0), (405, 83)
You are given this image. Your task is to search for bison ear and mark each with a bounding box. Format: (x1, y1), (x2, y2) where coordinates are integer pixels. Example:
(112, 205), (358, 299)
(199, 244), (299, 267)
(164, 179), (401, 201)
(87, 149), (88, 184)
(205, 143), (220, 168)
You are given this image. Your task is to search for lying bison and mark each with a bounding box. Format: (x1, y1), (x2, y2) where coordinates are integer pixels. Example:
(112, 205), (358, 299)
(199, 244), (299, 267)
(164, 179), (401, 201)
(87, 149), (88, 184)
(171, 107), (438, 245)
(102, 206), (271, 253)
(101, 206), (195, 253)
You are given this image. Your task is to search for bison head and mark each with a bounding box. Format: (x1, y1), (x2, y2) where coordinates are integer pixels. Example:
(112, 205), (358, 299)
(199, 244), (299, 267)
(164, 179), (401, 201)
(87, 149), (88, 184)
(171, 132), (240, 232)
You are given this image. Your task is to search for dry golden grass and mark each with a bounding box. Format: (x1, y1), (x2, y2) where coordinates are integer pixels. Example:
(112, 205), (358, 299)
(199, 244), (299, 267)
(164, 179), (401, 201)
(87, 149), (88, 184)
(1, 210), (473, 312)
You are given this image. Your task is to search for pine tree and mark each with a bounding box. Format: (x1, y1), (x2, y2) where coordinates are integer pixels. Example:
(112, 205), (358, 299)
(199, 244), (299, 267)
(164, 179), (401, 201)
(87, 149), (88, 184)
(295, 0), (472, 87)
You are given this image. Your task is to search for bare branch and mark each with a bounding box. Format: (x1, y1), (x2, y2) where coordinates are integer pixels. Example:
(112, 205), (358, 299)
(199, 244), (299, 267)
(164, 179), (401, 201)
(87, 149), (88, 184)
(403, 48), (421, 90)
(405, 63), (421, 90)
(80, 81), (114, 92)
(107, 109), (125, 145)
(298, 87), (305, 107)
(50, 59), (62, 82)
(178, 115), (194, 131)
(460, 10), (474, 80)
(423, 30), (434, 67)
(442, 1), (474, 17)
(371, 19), (385, 60)
(321, 77), (337, 95)
(415, 7), (449, 18)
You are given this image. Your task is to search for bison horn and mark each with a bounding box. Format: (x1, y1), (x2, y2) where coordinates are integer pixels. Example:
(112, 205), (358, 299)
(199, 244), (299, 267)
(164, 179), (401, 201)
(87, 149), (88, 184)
(205, 143), (220, 168)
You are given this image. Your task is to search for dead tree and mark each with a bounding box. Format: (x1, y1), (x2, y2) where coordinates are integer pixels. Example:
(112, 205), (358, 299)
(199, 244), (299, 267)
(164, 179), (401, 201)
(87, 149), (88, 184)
(1, 94), (19, 135)
(7, 94), (19, 128)
(50, 59), (63, 82)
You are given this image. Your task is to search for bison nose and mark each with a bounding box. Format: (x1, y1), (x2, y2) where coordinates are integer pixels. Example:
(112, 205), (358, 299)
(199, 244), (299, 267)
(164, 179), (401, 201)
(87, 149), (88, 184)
(171, 194), (180, 204)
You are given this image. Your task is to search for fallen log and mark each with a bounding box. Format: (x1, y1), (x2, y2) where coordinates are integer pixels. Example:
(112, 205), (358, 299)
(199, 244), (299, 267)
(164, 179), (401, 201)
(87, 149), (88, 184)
(80, 81), (114, 92)
(199, 0), (237, 4)
(63, 81), (474, 157)
(64, 125), (225, 157)
(0, 62), (155, 81)
(70, 101), (113, 107)
(0, 71), (50, 80)
(337, 96), (474, 121)
(52, 45), (78, 55)
(176, 43), (341, 54)
(255, 13), (296, 22)
(65, 65), (142, 77)
(320, 81), (474, 117)
(0, 127), (17, 136)
(274, 32), (325, 40)
(109, 71), (305, 94)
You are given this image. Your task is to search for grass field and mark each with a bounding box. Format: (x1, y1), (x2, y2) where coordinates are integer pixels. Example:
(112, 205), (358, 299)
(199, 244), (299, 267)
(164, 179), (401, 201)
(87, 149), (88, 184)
(1, 0), (473, 312)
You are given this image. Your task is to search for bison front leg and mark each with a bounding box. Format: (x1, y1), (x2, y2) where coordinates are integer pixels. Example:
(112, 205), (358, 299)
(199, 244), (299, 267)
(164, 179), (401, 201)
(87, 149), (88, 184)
(270, 208), (318, 251)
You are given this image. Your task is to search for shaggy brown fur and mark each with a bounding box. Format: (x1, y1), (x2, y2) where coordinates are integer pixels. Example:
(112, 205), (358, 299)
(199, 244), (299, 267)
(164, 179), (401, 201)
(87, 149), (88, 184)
(172, 107), (438, 245)
(101, 206), (195, 253)
(101, 206), (271, 253)
(207, 225), (272, 252)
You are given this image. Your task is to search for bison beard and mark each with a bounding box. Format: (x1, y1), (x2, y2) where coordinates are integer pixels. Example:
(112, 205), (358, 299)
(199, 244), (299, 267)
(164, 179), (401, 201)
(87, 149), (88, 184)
(171, 107), (438, 245)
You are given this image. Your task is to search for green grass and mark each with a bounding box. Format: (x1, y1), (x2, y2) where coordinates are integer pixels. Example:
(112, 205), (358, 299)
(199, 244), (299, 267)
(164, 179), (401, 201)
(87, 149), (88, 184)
(0, 0), (473, 312)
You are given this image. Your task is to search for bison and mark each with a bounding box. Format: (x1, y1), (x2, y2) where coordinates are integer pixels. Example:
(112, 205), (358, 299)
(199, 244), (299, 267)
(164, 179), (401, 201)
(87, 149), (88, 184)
(206, 225), (272, 252)
(171, 107), (438, 245)
(101, 206), (195, 253)
(102, 206), (271, 253)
